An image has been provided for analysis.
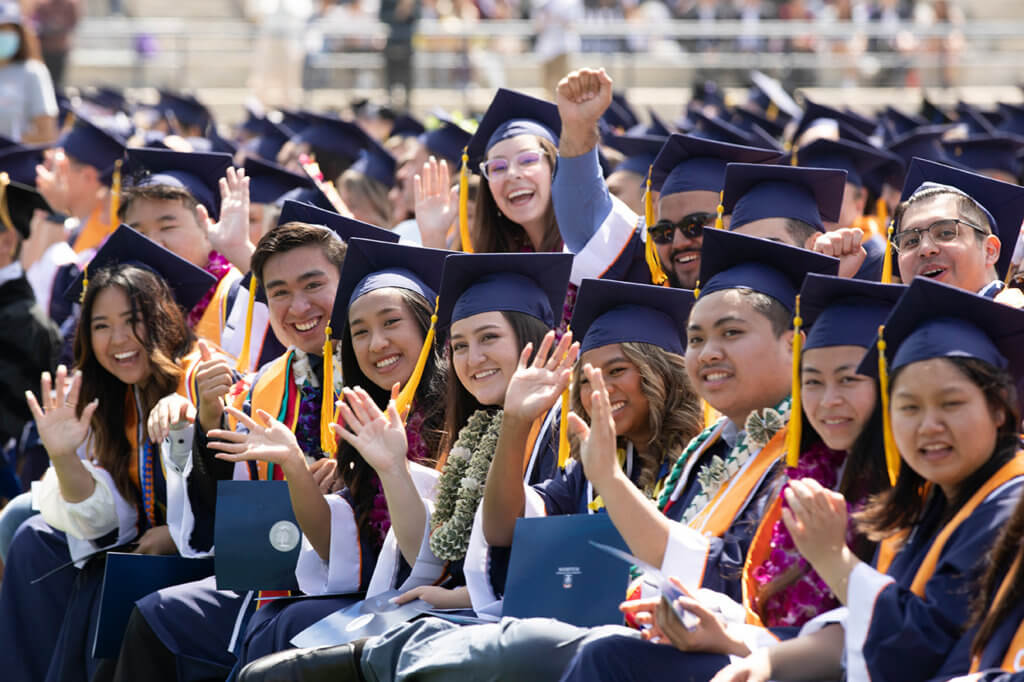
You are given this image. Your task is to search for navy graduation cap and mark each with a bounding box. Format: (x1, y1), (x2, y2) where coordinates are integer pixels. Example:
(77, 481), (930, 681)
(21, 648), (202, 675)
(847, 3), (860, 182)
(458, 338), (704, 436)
(921, 97), (952, 125)
(124, 147), (233, 220)
(64, 224), (217, 309)
(277, 108), (313, 135)
(244, 157), (314, 204)
(690, 111), (780, 151)
(571, 277), (692, 355)
(275, 184), (334, 212)
(798, 273), (904, 350)
(796, 137), (900, 189)
(857, 276), (1024, 382)
(697, 229), (839, 312)
(158, 91), (213, 132)
(332, 238), (449, 336)
(435, 252), (572, 335)
(887, 126), (960, 169)
(278, 199), (398, 244)
(602, 93), (640, 133)
(350, 138), (397, 188)
(58, 116), (127, 180)
(603, 134), (667, 177)
(748, 70), (803, 122)
(792, 97), (878, 145)
(390, 114), (426, 139)
(997, 102), (1024, 138)
(420, 121), (473, 166)
(882, 106), (927, 139)
(0, 144), (47, 185)
(80, 86), (130, 115)
(292, 112), (370, 161)
(954, 101), (998, 136)
(730, 105), (787, 140)
(466, 89), (561, 164)
(0, 134), (16, 152)
(898, 157), (1024, 280)
(1, 177), (54, 239)
(944, 135), (1024, 178)
(650, 133), (781, 197)
(722, 163), (847, 233)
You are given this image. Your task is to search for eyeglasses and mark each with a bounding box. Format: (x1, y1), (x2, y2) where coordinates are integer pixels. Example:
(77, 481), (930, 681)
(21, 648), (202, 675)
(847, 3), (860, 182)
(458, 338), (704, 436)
(479, 150), (545, 181)
(891, 218), (988, 253)
(646, 212), (715, 245)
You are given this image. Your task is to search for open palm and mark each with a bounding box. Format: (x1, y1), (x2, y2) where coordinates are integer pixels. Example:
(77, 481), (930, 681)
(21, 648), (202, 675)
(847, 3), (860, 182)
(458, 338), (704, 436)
(26, 366), (97, 460)
(332, 386), (408, 477)
(208, 406), (302, 467)
(568, 364), (619, 486)
(504, 331), (578, 422)
(414, 156), (458, 249)
(207, 167), (251, 256)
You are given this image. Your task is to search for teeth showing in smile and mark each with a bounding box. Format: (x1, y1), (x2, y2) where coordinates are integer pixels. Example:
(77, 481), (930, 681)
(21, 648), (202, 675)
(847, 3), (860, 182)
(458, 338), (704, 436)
(114, 351), (137, 361)
(375, 356), (400, 369)
(675, 254), (697, 264)
(922, 444), (949, 451)
(508, 189), (532, 200)
(704, 371), (729, 381)
(822, 418), (850, 425)
(294, 319), (318, 332)
(922, 267), (944, 277)
(473, 369), (499, 380)
(610, 401), (626, 412)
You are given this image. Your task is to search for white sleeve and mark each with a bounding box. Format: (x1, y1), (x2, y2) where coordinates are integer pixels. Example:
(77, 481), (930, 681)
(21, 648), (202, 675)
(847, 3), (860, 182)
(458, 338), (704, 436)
(844, 563), (895, 682)
(659, 522), (712, 595)
(295, 494), (362, 596)
(568, 196), (644, 286)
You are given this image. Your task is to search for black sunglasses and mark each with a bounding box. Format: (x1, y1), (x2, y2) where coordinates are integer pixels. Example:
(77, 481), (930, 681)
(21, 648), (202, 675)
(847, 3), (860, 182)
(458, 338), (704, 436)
(646, 212), (715, 245)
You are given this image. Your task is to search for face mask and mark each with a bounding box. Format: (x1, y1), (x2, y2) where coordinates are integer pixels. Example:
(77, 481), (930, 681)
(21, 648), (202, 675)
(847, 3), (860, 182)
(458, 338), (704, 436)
(0, 32), (20, 60)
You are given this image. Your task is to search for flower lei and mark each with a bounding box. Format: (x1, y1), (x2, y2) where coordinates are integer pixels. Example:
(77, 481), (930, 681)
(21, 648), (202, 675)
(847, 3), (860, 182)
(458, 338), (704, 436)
(751, 442), (859, 628)
(186, 250), (233, 329)
(680, 396), (791, 525)
(290, 347), (345, 459)
(429, 409), (504, 561)
(367, 409), (431, 546)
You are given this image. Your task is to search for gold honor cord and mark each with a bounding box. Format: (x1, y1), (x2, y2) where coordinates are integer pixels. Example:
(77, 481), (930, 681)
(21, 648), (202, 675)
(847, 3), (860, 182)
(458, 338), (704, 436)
(714, 190), (725, 231)
(236, 273), (258, 373)
(321, 324), (338, 456)
(876, 325), (901, 486)
(784, 295), (802, 467)
(556, 326), (573, 469)
(109, 159), (122, 234)
(0, 173), (13, 233)
(881, 223), (895, 284)
(643, 165), (668, 286)
(458, 147), (473, 253)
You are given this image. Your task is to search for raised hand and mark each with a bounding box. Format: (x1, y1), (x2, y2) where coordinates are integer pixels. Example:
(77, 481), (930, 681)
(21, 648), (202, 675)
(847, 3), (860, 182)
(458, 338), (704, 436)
(568, 363), (618, 488)
(503, 330), (578, 424)
(132, 525), (178, 555)
(208, 406), (304, 470)
(207, 167), (254, 270)
(556, 68), (614, 156)
(809, 227), (867, 279)
(331, 385), (409, 478)
(413, 156), (459, 249)
(781, 478), (850, 569)
(147, 392), (196, 444)
(25, 365), (98, 461)
(194, 339), (235, 433)
(34, 150), (73, 215)
(309, 457), (338, 494)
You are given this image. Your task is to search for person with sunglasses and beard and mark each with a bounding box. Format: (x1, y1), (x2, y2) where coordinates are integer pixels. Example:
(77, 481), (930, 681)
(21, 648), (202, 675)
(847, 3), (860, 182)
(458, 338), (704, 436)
(554, 68), (780, 289)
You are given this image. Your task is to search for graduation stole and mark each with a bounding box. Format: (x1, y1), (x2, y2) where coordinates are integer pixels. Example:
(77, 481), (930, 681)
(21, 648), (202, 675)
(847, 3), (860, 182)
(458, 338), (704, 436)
(72, 204), (111, 254)
(192, 267), (239, 344)
(124, 389), (164, 529)
(970, 553), (1024, 673)
(240, 350), (301, 482)
(876, 454), (1024, 595)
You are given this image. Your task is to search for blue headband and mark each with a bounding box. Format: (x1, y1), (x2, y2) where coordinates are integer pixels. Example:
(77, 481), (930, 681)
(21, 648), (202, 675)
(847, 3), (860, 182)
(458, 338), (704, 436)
(349, 268), (437, 307)
(486, 119), (558, 152)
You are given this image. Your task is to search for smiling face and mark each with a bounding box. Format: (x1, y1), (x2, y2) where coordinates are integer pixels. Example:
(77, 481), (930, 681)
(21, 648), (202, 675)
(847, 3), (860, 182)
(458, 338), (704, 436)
(579, 343), (652, 447)
(484, 134), (553, 231)
(262, 244), (341, 355)
(685, 289), (793, 425)
(890, 357), (1004, 499)
(123, 197), (213, 269)
(801, 345), (877, 452)
(348, 288), (425, 391)
(896, 193), (1000, 293)
(449, 311), (520, 406)
(89, 285), (153, 385)
(655, 190), (715, 289)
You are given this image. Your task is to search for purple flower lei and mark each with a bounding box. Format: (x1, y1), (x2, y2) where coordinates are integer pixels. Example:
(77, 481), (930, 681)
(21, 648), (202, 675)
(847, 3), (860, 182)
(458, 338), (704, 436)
(187, 251), (233, 329)
(367, 408), (431, 547)
(750, 442), (860, 628)
(294, 381), (324, 459)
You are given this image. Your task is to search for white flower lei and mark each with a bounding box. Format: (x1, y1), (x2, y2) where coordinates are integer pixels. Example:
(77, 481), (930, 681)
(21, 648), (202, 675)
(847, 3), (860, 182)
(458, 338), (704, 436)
(429, 409), (504, 561)
(680, 396), (791, 525)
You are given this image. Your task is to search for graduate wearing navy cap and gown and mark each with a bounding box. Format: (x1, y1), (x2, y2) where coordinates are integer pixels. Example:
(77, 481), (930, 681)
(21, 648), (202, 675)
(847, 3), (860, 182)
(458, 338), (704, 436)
(0, 225), (215, 682)
(945, 134), (1024, 185)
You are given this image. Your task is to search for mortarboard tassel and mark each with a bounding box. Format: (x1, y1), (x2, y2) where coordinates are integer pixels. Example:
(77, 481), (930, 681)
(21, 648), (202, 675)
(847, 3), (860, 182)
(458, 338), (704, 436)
(790, 151), (798, 167)
(458, 147), (473, 254)
(1002, 219), (1024, 287)
(714, 190), (725, 231)
(881, 222), (895, 284)
(643, 165), (668, 286)
(766, 102), (779, 122)
(394, 296), (439, 420)
(0, 173), (13, 233)
(876, 325), (901, 486)
(557, 326), (573, 468)
(79, 262), (88, 304)
(321, 324), (338, 457)
(784, 295), (803, 467)
(109, 159), (122, 233)
(693, 281), (701, 300)
(236, 273), (257, 373)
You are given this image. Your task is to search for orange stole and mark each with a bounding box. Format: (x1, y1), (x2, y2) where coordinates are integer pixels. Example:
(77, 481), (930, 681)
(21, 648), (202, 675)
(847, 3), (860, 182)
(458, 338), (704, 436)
(740, 494), (784, 626)
(236, 350), (301, 481)
(877, 454), (1024, 593)
(853, 215), (883, 241)
(970, 554), (1024, 673)
(72, 205), (112, 254)
(688, 427), (787, 538)
(193, 268), (242, 347)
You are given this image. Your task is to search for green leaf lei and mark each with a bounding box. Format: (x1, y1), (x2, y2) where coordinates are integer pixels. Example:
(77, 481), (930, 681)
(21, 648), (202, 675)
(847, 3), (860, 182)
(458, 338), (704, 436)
(429, 409), (505, 562)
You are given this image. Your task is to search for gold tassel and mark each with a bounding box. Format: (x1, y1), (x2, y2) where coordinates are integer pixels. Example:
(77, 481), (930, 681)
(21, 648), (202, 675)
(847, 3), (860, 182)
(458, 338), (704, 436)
(790, 151), (798, 167)
(557, 327), (573, 468)
(394, 296), (439, 420)
(876, 325), (901, 486)
(0, 173), (13, 233)
(785, 296), (803, 467)
(458, 147), (473, 254)
(236, 273), (257, 372)
(80, 262), (89, 304)
(643, 165), (668, 286)
(321, 324), (338, 456)
(109, 159), (122, 232)
(714, 190), (725, 230)
(693, 281), (701, 300)
(881, 222), (895, 284)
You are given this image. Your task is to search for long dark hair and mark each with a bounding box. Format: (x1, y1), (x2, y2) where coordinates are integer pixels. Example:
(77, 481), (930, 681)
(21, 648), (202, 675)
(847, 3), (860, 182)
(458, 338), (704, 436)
(73, 265), (194, 503)
(468, 137), (562, 254)
(436, 310), (549, 463)
(970, 493), (1024, 658)
(856, 357), (1021, 543)
(336, 287), (447, 533)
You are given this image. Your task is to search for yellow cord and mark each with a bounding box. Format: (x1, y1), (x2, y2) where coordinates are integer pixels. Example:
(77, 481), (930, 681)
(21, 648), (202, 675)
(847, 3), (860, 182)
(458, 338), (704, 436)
(109, 159), (122, 232)
(0, 173), (13, 233)
(458, 147), (473, 253)
(785, 296), (802, 467)
(643, 165), (668, 286)
(236, 273), (257, 372)
(321, 324), (338, 456)
(881, 222), (895, 284)
(395, 297), (439, 421)
(877, 326), (901, 486)
(714, 190), (725, 230)
(80, 262), (89, 304)
(557, 327), (573, 468)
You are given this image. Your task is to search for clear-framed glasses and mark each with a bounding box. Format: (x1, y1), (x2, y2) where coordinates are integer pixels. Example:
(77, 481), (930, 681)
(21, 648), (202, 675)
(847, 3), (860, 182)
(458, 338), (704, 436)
(646, 212), (715, 245)
(479, 149), (545, 181)
(891, 218), (988, 253)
